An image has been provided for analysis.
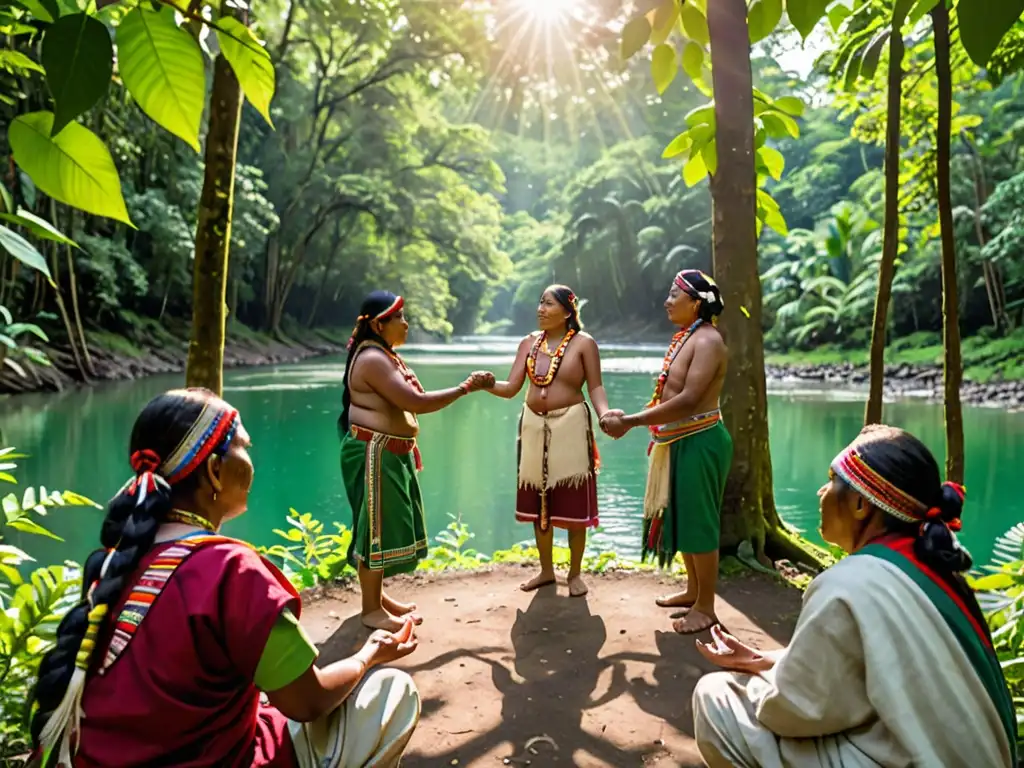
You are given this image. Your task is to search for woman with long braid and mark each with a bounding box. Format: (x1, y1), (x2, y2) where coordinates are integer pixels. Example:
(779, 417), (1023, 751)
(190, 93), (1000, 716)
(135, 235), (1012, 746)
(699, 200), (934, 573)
(339, 290), (494, 630)
(29, 388), (420, 767)
(691, 425), (1017, 768)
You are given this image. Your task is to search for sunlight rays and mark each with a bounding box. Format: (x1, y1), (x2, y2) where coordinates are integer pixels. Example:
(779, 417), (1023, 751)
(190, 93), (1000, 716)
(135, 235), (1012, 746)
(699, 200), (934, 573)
(460, 0), (637, 154)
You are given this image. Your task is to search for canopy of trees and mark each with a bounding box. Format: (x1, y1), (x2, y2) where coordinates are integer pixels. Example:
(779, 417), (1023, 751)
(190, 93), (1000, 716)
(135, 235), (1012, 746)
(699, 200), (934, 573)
(1, 0), (1022, 369)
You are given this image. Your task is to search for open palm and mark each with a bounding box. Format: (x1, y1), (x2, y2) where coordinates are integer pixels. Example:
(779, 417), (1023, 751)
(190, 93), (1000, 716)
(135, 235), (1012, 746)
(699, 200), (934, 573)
(696, 625), (773, 674)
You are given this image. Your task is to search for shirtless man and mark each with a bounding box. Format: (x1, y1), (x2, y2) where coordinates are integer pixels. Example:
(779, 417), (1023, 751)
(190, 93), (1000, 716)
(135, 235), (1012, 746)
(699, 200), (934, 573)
(602, 270), (732, 634)
(339, 290), (493, 630)
(486, 285), (610, 598)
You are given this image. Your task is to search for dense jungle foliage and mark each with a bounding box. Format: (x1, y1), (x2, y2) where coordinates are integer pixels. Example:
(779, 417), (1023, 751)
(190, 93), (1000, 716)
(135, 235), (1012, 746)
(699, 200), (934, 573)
(0, 0), (1022, 380)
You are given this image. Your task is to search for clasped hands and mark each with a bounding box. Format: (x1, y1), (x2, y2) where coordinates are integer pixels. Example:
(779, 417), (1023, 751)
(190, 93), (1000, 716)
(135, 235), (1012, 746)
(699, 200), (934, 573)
(599, 409), (631, 439)
(461, 370), (496, 393)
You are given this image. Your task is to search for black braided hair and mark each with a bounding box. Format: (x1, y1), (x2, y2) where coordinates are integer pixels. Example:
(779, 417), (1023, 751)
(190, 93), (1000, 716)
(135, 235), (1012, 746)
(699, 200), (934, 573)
(339, 290), (403, 435)
(843, 424), (989, 636)
(544, 284), (583, 333)
(29, 388), (230, 749)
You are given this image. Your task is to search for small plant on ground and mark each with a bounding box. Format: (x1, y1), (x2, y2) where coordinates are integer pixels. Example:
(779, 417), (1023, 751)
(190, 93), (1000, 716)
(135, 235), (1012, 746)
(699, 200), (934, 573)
(258, 508), (354, 590)
(0, 447), (100, 760)
(970, 522), (1024, 747)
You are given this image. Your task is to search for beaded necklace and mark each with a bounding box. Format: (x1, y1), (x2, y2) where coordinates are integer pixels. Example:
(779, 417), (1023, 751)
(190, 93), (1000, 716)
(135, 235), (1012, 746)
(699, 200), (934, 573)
(526, 329), (576, 393)
(644, 319), (704, 423)
(166, 509), (217, 532)
(357, 339), (424, 394)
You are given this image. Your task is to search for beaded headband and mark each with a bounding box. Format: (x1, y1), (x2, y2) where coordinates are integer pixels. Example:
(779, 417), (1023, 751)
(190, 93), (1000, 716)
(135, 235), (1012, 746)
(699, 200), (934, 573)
(116, 403), (239, 506)
(674, 270), (722, 308)
(831, 447), (927, 523)
(830, 446), (967, 534)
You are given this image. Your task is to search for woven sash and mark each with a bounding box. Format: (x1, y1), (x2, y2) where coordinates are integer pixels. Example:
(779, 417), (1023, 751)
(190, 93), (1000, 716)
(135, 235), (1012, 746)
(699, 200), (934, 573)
(100, 534), (239, 674)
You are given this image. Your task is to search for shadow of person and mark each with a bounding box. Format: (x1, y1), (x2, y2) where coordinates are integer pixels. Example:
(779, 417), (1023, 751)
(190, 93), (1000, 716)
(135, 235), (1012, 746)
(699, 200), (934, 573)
(314, 612), (371, 664)
(402, 586), (651, 766)
(603, 628), (706, 737)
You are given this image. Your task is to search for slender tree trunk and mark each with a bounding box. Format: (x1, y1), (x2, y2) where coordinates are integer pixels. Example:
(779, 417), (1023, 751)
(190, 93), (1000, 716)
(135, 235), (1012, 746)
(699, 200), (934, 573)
(185, 0), (245, 395)
(48, 240), (87, 379)
(961, 133), (1006, 331)
(707, 0), (782, 562)
(864, 25), (905, 426)
(57, 204), (94, 376)
(932, 3), (964, 483)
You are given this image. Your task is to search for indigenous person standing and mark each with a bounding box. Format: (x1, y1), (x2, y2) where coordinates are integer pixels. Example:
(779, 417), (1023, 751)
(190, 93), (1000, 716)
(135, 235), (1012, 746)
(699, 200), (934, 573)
(340, 290), (493, 631)
(691, 425), (1018, 768)
(602, 270), (731, 634)
(28, 389), (421, 768)
(486, 285), (610, 598)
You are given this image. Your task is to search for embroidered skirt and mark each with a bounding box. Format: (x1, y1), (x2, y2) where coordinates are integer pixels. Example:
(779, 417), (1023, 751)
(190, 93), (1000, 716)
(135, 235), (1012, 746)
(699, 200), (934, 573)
(341, 426), (428, 576)
(515, 401), (600, 532)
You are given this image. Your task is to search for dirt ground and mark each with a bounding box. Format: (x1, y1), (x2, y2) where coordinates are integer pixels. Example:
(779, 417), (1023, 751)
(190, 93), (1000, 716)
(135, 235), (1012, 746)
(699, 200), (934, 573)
(300, 565), (802, 768)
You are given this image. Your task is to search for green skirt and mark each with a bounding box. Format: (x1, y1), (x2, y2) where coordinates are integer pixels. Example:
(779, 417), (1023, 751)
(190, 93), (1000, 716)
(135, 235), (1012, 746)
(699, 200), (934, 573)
(642, 420), (733, 566)
(340, 429), (428, 577)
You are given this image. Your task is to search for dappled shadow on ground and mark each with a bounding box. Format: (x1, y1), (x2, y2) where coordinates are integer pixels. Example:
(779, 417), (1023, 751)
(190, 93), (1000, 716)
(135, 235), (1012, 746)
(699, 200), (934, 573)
(307, 567), (801, 767)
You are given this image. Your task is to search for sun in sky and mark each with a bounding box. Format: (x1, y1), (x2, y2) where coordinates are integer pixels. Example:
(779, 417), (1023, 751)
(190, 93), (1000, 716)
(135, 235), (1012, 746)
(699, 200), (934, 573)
(511, 0), (581, 25)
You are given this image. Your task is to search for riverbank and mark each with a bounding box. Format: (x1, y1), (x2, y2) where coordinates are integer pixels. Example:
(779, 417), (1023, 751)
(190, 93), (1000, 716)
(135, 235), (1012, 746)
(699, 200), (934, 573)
(764, 329), (1024, 410)
(0, 317), (345, 395)
(300, 564), (801, 767)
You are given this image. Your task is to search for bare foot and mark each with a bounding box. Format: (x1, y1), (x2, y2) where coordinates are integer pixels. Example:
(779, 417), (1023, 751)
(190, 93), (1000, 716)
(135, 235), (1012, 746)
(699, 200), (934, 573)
(382, 592), (422, 624)
(361, 609), (405, 632)
(672, 608), (717, 635)
(656, 589), (697, 609)
(519, 571), (557, 592)
(568, 574), (588, 598)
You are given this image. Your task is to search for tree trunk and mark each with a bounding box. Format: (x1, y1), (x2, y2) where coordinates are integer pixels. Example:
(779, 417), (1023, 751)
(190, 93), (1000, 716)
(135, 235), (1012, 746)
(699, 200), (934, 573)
(707, 0), (782, 562)
(48, 240), (87, 380)
(932, 3), (964, 483)
(864, 24), (905, 426)
(185, 0), (245, 396)
(58, 204), (94, 376)
(961, 133), (1006, 331)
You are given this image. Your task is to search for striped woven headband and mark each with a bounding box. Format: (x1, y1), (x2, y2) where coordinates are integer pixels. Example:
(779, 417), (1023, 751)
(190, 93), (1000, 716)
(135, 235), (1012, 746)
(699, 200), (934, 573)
(830, 447), (927, 523)
(159, 404), (240, 485)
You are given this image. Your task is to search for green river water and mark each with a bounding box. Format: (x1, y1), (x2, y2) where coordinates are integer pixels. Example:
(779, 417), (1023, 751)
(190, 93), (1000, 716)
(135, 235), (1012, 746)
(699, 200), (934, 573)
(4, 338), (1022, 568)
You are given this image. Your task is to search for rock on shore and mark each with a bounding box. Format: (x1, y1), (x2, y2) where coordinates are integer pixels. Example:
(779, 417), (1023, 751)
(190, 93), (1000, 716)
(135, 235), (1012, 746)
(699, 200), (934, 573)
(766, 362), (1024, 410)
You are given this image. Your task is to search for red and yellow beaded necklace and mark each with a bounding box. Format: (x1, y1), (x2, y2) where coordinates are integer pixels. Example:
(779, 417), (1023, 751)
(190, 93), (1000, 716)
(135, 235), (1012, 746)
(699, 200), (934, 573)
(644, 319), (704, 420)
(526, 329), (576, 389)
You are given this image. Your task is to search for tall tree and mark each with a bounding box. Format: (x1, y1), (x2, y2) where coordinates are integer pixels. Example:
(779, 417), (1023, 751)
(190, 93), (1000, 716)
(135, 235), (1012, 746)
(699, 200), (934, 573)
(865, 3), (908, 425)
(185, 2), (246, 395)
(932, 2), (964, 482)
(707, 0), (783, 559)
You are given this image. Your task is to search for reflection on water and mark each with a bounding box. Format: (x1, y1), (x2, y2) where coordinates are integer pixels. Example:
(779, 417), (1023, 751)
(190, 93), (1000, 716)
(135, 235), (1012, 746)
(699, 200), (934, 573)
(4, 338), (1022, 568)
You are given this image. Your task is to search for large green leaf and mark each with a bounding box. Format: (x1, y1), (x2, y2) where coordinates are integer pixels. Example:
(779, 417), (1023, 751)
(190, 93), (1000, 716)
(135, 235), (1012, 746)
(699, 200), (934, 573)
(651, 43), (677, 94)
(116, 6), (205, 151)
(216, 17), (275, 128)
(680, 3), (709, 46)
(757, 145), (785, 180)
(0, 208), (78, 248)
(787, 0), (830, 39)
(681, 40), (703, 81)
(0, 50), (45, 76)
(14, 0), (59, 23)
(958, 0), (1024, 67)
(683, 150), (707, 187)
(42, 13), (114, 136)
(621, 16), (652, 60)
(0, 224), (53, 283)
(748, 0), (783, 43)
(8, 111), (133, 225)
(649, 0), (678, 46)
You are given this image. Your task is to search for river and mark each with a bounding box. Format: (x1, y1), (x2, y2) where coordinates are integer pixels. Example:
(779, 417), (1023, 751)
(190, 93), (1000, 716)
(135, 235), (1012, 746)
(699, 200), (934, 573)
(4, 337), (1021, 568)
